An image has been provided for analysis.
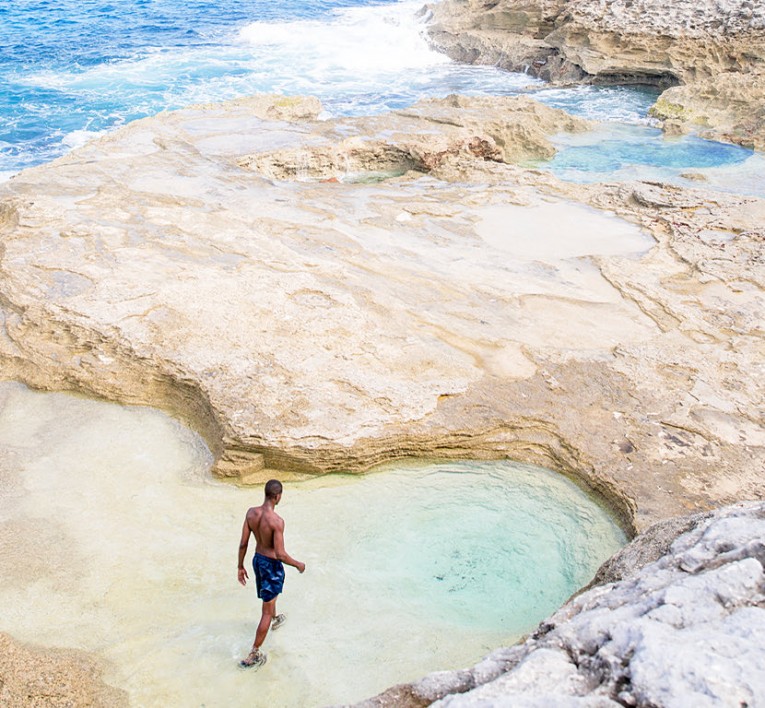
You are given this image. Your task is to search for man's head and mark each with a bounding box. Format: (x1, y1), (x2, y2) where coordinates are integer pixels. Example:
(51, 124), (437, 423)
(265, 479), (283, 503)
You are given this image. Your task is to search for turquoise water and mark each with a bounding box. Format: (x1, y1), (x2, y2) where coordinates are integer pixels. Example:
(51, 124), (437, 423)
(0, 381), (625, 704)
(313, 461), (627, 637)
(553, 133), (749, 171)
(2, 0), (760, 187)
(542, 122), (764, 195)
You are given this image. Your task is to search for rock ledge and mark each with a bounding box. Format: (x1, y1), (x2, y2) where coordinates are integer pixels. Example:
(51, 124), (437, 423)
(425, 0), (765, 149)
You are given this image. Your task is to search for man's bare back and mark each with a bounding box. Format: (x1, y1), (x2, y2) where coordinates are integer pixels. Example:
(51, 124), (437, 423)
(238, 502), (305, 579)
(245, 503), (284, 560)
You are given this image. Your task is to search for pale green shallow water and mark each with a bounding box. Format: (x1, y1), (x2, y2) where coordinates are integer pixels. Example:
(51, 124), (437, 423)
(0, 381), (625, 706)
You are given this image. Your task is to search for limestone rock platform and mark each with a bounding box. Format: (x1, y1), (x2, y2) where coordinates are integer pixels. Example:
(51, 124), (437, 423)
(0, 95), (763, 533)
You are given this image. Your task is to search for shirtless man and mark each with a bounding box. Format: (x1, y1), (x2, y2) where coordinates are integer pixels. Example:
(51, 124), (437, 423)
(237, 479), (305, 669)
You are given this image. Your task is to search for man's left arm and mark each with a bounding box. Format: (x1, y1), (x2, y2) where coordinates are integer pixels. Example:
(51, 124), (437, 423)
(273, 521), (305, 573)
(237, 516), (251, 586)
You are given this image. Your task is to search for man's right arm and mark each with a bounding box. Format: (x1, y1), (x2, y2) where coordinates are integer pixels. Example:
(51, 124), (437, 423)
(237, 515), (252, 586)
(273, 521), (306, 573)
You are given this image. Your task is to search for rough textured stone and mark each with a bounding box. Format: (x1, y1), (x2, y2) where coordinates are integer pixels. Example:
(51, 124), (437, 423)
(244, 95), (591, 178)
(356, 502), (765, 707)
(650, 73), (765, 151)
(0, 95), (763, 535)
(582, 509), (715, 590)
(425, 0), (765, 148)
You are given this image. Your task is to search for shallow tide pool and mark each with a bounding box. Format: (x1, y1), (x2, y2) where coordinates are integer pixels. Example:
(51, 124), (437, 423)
(0, 381), (625, 706)
(543, 123), (765, 198)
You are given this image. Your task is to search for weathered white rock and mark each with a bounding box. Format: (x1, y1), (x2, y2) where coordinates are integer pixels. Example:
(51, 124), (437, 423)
(358, 502), (765, 707)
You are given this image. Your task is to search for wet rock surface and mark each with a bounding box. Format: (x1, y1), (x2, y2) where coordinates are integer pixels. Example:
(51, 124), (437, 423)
(0, 96), (762, 533)
(425, 0), (765, 148)
(357, 501), (765, 707)
(242, 95), (591, 180)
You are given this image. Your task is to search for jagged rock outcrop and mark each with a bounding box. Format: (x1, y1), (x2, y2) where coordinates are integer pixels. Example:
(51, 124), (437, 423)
(356, 501), (765, 707)
(650, 73), (765, 150)
(423, 0), (573, 81)
(244, 95), (590, 179)
(425, 0), (765, 148)
(0, 95), (763, 534)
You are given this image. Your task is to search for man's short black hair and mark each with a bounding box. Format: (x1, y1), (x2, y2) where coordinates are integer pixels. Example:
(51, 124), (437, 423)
(265, 479), (283, 499)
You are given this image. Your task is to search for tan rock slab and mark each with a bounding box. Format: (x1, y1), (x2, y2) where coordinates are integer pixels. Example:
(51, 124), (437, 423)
(0, 95), (762, 534)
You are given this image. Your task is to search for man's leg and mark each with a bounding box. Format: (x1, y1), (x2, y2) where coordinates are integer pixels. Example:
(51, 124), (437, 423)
(240, 598), (276, 668)
(252, 598), (277, 651)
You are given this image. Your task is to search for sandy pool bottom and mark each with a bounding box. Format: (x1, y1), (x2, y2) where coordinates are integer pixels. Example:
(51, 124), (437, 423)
(0, 382), (625, 706)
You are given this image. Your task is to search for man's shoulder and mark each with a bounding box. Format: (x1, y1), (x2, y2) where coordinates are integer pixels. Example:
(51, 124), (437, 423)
(246, 506), (263, 522)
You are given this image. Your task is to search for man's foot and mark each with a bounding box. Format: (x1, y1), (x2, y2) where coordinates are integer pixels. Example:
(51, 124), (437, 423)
(239, 649), (267, 670)
(271, 613), (287, 631)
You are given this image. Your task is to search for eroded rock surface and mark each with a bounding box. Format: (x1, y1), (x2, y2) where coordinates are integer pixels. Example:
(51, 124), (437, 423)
(0, 99), (765, 527)
(357, 501), (765, 707)
(243, 95), (590, 179)
(425, 0), (765, 148)
(650, 73), (765, 151)
(0, 92), (764, 706)
(0, 96), (763, 532)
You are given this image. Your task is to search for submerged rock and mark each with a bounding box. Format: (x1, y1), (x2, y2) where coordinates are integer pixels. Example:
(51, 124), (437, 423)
(357, 501), (765, 707)
(425, 0), (765, 149)
(0, 632), (127, 707)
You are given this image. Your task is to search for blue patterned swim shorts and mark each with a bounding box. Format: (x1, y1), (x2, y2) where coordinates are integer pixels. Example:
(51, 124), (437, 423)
(253, 553), (285, 602)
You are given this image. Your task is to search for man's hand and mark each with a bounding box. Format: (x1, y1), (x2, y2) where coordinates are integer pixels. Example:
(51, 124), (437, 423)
(238, 567), (249, 586)
(297, 561), (306, 574)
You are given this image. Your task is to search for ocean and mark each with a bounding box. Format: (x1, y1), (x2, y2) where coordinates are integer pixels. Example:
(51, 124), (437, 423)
(0, 0), (761, 189)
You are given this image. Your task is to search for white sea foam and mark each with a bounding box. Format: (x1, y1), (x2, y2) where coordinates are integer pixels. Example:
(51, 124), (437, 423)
(535, 85), (659, 125)
(62, 128), (108, 149)
(15, 1), (527, 120)
(20, 2), (449, 104)
(236, 1), (447, 74)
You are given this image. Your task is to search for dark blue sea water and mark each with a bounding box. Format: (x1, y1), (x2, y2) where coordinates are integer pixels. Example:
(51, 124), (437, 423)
(0, 0), (757, 186)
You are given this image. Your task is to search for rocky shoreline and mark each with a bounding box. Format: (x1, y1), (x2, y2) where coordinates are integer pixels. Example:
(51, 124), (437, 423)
(0, 3), (764, 700)
(424, 0), (765, 149)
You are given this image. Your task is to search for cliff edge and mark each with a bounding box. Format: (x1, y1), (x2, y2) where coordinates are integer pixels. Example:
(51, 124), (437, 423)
(426, 0), (765, 149)
(1, 96), (763, 533)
